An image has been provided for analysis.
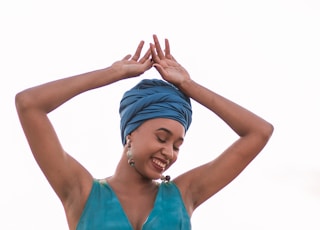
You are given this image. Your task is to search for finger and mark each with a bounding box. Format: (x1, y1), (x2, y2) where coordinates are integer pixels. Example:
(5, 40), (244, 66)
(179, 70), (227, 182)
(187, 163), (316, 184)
(131, 41), (144, 61)
(122, 54), (132, 61)
(139, 48), (151, 63)
(141, 56), (154, 70)
(150, 43), (161, 63)
(153, 34), (165, 59)
(164, 38), (171, 58)
(153, 63), (168, 79)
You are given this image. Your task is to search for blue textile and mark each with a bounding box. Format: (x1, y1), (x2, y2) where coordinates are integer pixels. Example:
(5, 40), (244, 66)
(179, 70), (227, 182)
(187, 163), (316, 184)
(76, 180), (191, 230)
(119, 79), (192, 145)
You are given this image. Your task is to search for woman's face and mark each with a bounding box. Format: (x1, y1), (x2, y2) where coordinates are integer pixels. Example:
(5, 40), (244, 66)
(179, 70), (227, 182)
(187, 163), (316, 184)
(128, 118), (185, 180)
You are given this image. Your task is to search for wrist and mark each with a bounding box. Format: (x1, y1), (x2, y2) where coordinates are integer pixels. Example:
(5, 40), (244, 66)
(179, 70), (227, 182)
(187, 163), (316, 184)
(103, 65), (127, 82)
(177, 78), (195, 95)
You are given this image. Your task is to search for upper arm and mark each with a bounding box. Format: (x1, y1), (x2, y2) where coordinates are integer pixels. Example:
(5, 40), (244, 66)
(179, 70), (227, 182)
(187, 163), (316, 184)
(175, 129), (273, 215)
(15, 92), (93, 203)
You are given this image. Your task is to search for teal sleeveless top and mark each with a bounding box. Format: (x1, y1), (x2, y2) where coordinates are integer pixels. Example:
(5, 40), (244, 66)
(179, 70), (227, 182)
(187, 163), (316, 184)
(76, 179), (191, 230)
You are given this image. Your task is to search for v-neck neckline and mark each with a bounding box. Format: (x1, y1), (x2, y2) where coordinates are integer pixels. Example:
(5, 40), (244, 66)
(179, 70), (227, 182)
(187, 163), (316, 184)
(105, 181), (162, 230)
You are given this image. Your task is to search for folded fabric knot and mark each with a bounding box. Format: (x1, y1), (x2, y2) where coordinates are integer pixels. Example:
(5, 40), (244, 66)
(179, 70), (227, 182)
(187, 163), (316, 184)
(119, 79), (192, 145)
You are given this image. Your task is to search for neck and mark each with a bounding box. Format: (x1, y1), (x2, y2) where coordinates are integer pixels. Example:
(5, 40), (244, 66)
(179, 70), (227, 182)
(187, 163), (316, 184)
(108, 153), (157, 192)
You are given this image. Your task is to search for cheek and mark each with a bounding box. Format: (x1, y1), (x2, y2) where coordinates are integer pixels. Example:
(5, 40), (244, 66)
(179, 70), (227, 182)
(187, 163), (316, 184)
(130, 143), (144, 157)
(170, 153), (179, 164)
(130, 139), (154, 158)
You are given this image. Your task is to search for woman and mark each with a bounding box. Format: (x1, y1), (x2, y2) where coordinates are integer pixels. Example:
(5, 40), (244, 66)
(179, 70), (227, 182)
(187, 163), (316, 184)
(16, 35), (273, 229)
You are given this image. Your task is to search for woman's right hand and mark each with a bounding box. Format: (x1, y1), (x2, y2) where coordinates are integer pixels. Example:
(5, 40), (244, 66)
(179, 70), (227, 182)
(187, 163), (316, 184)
(14, 39), (153, 229)
(111, 41), (153, 79)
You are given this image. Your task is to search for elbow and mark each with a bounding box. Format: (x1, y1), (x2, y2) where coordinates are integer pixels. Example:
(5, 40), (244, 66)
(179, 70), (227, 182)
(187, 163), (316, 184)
(259, 121), (274, 143)
(15, 90), (34, 114)
(265, 122), (274, 138)
(241, 120), (274, 142)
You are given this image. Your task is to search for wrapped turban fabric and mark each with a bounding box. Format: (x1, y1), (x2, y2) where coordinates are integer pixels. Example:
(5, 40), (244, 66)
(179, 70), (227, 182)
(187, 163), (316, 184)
(119, 79), (192, 145)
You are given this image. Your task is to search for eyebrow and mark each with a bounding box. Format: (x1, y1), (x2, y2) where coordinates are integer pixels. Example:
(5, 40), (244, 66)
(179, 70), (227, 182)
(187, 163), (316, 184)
(156, 128), (184, 142)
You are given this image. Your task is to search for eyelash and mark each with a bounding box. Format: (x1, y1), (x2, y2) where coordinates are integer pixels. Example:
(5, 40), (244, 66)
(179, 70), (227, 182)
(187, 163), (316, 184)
(157, 137), (179, 151)
(157, 137), (166, 143)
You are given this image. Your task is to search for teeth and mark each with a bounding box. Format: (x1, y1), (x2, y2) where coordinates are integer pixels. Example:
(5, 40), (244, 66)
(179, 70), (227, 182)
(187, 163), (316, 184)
(152, 158), (166, 169)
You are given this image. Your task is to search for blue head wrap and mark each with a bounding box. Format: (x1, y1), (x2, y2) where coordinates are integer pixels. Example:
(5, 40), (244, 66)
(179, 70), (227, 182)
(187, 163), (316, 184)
(119, 79), (192, 145)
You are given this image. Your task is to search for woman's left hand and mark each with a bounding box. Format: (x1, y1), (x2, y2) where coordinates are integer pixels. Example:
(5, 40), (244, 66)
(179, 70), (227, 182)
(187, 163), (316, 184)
(150, 35), (191, 87)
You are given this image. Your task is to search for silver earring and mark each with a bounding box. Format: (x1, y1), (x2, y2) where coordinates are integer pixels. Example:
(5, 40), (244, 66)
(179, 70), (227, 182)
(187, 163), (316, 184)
(128, 158), (135, 167)
(127, 148), (135, 167)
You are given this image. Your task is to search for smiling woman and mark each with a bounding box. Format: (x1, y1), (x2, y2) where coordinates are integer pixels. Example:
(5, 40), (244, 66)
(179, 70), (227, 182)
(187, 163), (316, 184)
(127, 118), (185, 179)
(15, 35), (273, 229)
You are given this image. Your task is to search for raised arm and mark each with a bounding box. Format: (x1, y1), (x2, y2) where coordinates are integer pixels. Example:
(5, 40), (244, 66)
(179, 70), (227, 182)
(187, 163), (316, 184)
(150, 35), (273, 215)
(15, 41), (152, 207)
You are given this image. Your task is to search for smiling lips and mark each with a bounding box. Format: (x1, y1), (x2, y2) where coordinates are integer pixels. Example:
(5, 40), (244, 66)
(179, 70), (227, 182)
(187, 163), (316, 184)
(152, 158), (168, 171)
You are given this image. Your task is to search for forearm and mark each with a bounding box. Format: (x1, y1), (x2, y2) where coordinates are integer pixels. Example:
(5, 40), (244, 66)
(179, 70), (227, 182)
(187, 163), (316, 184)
(16, 66), (122, 114)
(178, 79), (273, 138)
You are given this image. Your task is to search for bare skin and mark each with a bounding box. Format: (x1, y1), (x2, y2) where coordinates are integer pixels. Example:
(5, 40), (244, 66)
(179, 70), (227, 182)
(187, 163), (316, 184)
(15, 35), (273, 230)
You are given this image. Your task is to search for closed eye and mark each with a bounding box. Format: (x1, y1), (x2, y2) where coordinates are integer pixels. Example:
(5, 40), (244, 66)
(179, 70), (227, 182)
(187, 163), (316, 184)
(173, 146), (180, 151)
(158, 137), (179, 152)
(157, 136), (166, 143)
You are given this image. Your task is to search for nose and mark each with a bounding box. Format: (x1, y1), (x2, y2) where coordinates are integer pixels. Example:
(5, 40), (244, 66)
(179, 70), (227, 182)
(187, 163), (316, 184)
(161, 144), (174, 161)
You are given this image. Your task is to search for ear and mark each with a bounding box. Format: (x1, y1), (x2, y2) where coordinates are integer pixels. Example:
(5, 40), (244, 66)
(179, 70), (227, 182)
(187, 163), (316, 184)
(126, 134), (132, 146)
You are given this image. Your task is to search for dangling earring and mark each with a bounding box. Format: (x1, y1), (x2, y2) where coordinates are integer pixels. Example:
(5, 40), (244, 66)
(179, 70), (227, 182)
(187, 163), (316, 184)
(126, 139), (135, 167)
(128, 158), (135, 167)
(127, 149), (135, 167)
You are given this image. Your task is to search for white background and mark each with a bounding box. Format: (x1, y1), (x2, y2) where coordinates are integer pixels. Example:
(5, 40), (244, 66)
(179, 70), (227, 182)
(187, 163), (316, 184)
(1, 0), (320, 229)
